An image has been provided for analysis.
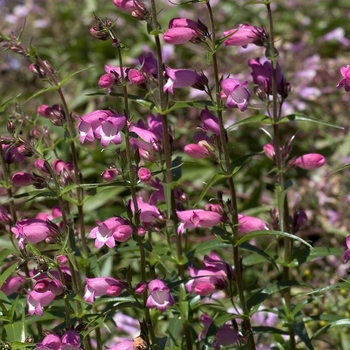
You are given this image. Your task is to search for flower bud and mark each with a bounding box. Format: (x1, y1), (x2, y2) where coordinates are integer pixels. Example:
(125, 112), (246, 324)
(128, 69), (145, 85)
(263, 144), (275, 160)
(29, 63), (46, 78)
(35, 159), (51, 175)
(138, 167), (151, 182)
(7, 120), (15, 135)
(132, 0), (149, 20)
(38, 104), (53, 118)
(138, 226), (146, 236)
(288, 153), (325, 170)
(0, 206), (12, 225)
(56, 255), (68, 266)
(12, 172), (37, 186)
(113, 224), (133, 242)
(98, 73), (115, 88)
(102, 167), (118, 181)
(135, 281), (147, 294)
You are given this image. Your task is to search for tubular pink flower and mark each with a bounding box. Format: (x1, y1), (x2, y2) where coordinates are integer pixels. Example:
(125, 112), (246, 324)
(337, 65), (350, 92)
(113, 0), (134, 12)
(0, 276), (23, 295)
(223, 24), (264, 48)
(238, 214), (269, 234)
(27, 290), (56, 316)
(89, 216), (128, 249)
(176, 209), (222, 234)
(146, 279), (175, 311)
(12, 218), (52, 249)
(186, 252), (233, 295)
(12, 172), (36, 186)
(84, 277), (125, 303)
(130, 197), (163, 223)
(288, 153), (325, 170)
(163, 27), (196, 44)
(200, 107), (220, 135)
(36, 334), (61, 350)
(184, 143), (209, 159)
(221, 78), (250, 111)
(163, 66), (201, 94)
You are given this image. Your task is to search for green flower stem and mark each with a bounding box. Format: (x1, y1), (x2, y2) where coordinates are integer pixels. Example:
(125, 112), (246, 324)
(266, 3), (295, 349)
(149, 2), (191, 348)
(114, 42), (158, 350)
(206, 2), (256, 348)
(36, 57), (88, 260)
(0, 143), (17, 225)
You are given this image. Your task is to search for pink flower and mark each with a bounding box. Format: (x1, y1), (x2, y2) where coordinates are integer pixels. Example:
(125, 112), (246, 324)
(288, 153), (325, 170)
(146, 279), (175, 311)
(83, 277), (126, 303)
(130, 197), (163, 223)
(343, 236), (350, 263)
(238, 214), (269, 234)
(221, 78), (250, 111)
(176, 209), (222, 234)
(163, 18), (206, 44)
(61, 330), (81, 350)
(163, 66), (201, 94)
(113, 0), (134, 12)
(89, 216), (129, 249)
(200, 107), (220, 135)
(337, 65), (350, 92)
(12, 172), (37, 186)
(249, 58), (289, 97)
(2, 143), (24, 164)
(128, 69), (145, 85)
(106, 340), (134, 350)
(184, 143), (209, 158)
(263, 143), (275, 160)
(94, 114), (126, 147)
(186, 252), (233, 296)
(102, 168), (118, 181)
(223, 24), (265, 48)
(37, 104), (52, 118)
(12, 218), (52, 249)
(27, 290), (56, 316)
(1, 276), (23, 295)
(199, 313), (240, 349)
(36, 333), (61, 350)
(78, 109), (113, 144)
(135, 281), (147, 294)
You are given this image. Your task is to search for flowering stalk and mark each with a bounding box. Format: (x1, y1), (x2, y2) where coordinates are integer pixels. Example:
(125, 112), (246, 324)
(206, 3), (255, 348)
(266, 2), (295, 348)
(148, 2), (192, 348)
(34, 56), (88, 259)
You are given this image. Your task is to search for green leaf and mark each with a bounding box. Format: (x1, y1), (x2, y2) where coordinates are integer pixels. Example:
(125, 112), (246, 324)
(236, 230), (313, 249)
(10, 342), (35, 349)
(327, 163), (350, 175)
(0, 264), (18, 289)
(292, 312), (314, 349)
(278, 113), (344, 129)
(311, 318), (350, 340)
(230, 152), (262, 174)
(227, 114), (272, 131)
(164, 100), (214, 114)
(241, 242), (278, 270)
(305, 282), (349, 295)
(59, 66), (95, 86)
(5, 321), (26, 342)
(168, 318), (183, 348)
(23, 86), (59, 104)
(289, 247), (343, 266)
(247, 281), (307, 309)
(194, 173), (228, 207)
(0, 249), (15, 265)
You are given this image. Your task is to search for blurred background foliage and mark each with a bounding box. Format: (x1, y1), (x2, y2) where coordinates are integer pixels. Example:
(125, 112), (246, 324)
(2, 0), (350, 346)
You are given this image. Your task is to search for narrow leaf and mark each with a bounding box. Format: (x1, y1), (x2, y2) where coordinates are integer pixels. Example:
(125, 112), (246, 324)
(311, 318), (350, 340)
(0, 264), (18, 289)
(278, 114), (343, 129)
(227, 114), (272, 131)
(236, 230), (313, 249)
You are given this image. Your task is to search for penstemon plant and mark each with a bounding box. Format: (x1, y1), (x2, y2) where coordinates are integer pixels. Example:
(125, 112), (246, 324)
(0, 0), (349, 349)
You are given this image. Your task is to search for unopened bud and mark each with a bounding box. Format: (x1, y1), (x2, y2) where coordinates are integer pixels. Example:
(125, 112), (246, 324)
(254, 86), (266, 101)
(41, 60), (55, 75)
(102, 167), (118, 181)
(29, 63), (46, 78)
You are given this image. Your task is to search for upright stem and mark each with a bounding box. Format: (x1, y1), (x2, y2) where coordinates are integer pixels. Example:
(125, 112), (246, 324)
(149, 3), (190, 349)
(266, 3), (295, 348)
(206, 3), (255, 349)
